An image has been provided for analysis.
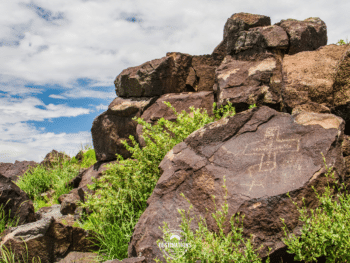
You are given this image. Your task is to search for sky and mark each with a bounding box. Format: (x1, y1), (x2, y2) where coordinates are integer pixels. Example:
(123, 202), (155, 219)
(0, 0), (349, 164)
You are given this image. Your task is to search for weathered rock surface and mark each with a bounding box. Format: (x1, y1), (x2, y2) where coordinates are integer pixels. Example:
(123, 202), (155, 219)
(275, 17), (327, 55)
(136, 91), (215, 147)
(1, 208), (99, 263)
(214, 55), (283, 111)
(128, 106), (345, 262)
(92, 97), (157, 162)
(282, 44), (350, 115)
(0, 173), (36, 225)
(59, 188), (85, 215)
(57, 252), (102, 263)
(0, 160), (39, 182)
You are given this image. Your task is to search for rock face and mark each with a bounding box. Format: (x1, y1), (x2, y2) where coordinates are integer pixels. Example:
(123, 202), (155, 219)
(0, 160), (39, 182)
(91, 12), (350, 164)
(0, 174), (36, 225)
(128, 106), (345, 262)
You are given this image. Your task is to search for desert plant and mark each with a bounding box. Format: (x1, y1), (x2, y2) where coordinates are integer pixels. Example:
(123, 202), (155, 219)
(16, 144), (96, 211)
(281, 154), (350, 262)
(154, 176), (269, 263)
(336, 37), (350, 45)
(78, 101), (237, 260)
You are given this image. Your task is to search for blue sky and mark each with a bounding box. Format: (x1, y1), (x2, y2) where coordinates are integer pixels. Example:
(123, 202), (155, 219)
(0, 0), (349, 164)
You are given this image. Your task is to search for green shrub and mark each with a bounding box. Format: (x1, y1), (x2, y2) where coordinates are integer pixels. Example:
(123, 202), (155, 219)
(336, 37), (349, 45)
(281, 154), (350, 262)
(155, 176), (269, 263)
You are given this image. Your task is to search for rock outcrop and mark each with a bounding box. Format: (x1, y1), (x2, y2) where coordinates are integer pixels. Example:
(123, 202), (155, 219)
(0, 173), (36, 225)
(0, 161), (39, 182)
(128, 106), (345, 262)
(91, 12), (350, 163)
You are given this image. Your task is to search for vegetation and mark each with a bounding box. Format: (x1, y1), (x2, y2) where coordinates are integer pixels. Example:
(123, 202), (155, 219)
(16, 145), (96, 212)
(281, 154), (350, 262)
(336, 37), (350, 45)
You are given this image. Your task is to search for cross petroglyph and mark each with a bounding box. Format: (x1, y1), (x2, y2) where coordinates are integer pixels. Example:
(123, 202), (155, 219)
(241, 126), (300, 191)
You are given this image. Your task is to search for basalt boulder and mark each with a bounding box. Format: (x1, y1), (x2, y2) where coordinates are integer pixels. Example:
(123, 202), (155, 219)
(91, 97), (157, 162)
(128, 106), (345, 262)
(0, 173), (36, 226)
(136, 91), (215, 147)
(0, 160), (39, 182)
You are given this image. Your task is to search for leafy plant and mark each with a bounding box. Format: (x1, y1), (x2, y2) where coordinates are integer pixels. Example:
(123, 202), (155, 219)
(281, 154), (350, 262)
(155, 176), (269, 263)
(336, 37), (349, 45)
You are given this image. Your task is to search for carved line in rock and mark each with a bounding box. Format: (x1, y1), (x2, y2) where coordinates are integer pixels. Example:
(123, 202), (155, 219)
(244, 126), (300, 173)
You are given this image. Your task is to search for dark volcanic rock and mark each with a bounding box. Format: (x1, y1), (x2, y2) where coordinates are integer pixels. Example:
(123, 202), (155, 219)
(136, 91), (215, 147)
(275, 17), (327, 55)
(128, 106), (345, 262)
(0, 173), (36, 225)
(0, 160), (39, 182)
(91, 97), (157, 162)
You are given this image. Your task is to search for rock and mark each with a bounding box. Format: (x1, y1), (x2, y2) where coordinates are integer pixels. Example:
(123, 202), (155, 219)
(91, 97), (157, 162)
(275, 17), (327, 55)
(0, 173), (36, 225)
(332, 48), (350, 125)
(128, 106), (345, 262)
(283, 44), (350, 115)
(214, 54), (283, 112)
(103, 257), (146, 263)
(136, 91), (215, 147)
(343, 135), (350, 156)
(57, 252), (102, 263)
(40, 150), (71, 171)
(1, 211), (99, 263)
(59, 188), (85, 215)
(114, 53), (193, 98)
(0, 160), (39, 182)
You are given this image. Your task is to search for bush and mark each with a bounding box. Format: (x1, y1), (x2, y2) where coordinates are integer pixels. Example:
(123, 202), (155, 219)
(281, 154), (350, 262)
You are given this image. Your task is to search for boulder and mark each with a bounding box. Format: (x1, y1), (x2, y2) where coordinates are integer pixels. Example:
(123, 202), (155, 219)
(0, 160), (39, 182)
(1, 210), (99, 263)
(128, 106), (345, 262)
(91, 97), (157, 162)
(282, 44), (350, 115)
(0, 173), (36, 225)
(59, 188), (85, 215)
(136, 91), (215, 147)
(214, 54), (283, 111)
(275, 17), (327, 55)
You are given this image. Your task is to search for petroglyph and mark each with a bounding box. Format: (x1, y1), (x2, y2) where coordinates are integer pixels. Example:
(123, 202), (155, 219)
(244, 127), (300, 173)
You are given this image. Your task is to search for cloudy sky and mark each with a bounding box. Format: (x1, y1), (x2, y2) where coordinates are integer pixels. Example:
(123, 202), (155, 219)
(0, 0), (349, 164)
